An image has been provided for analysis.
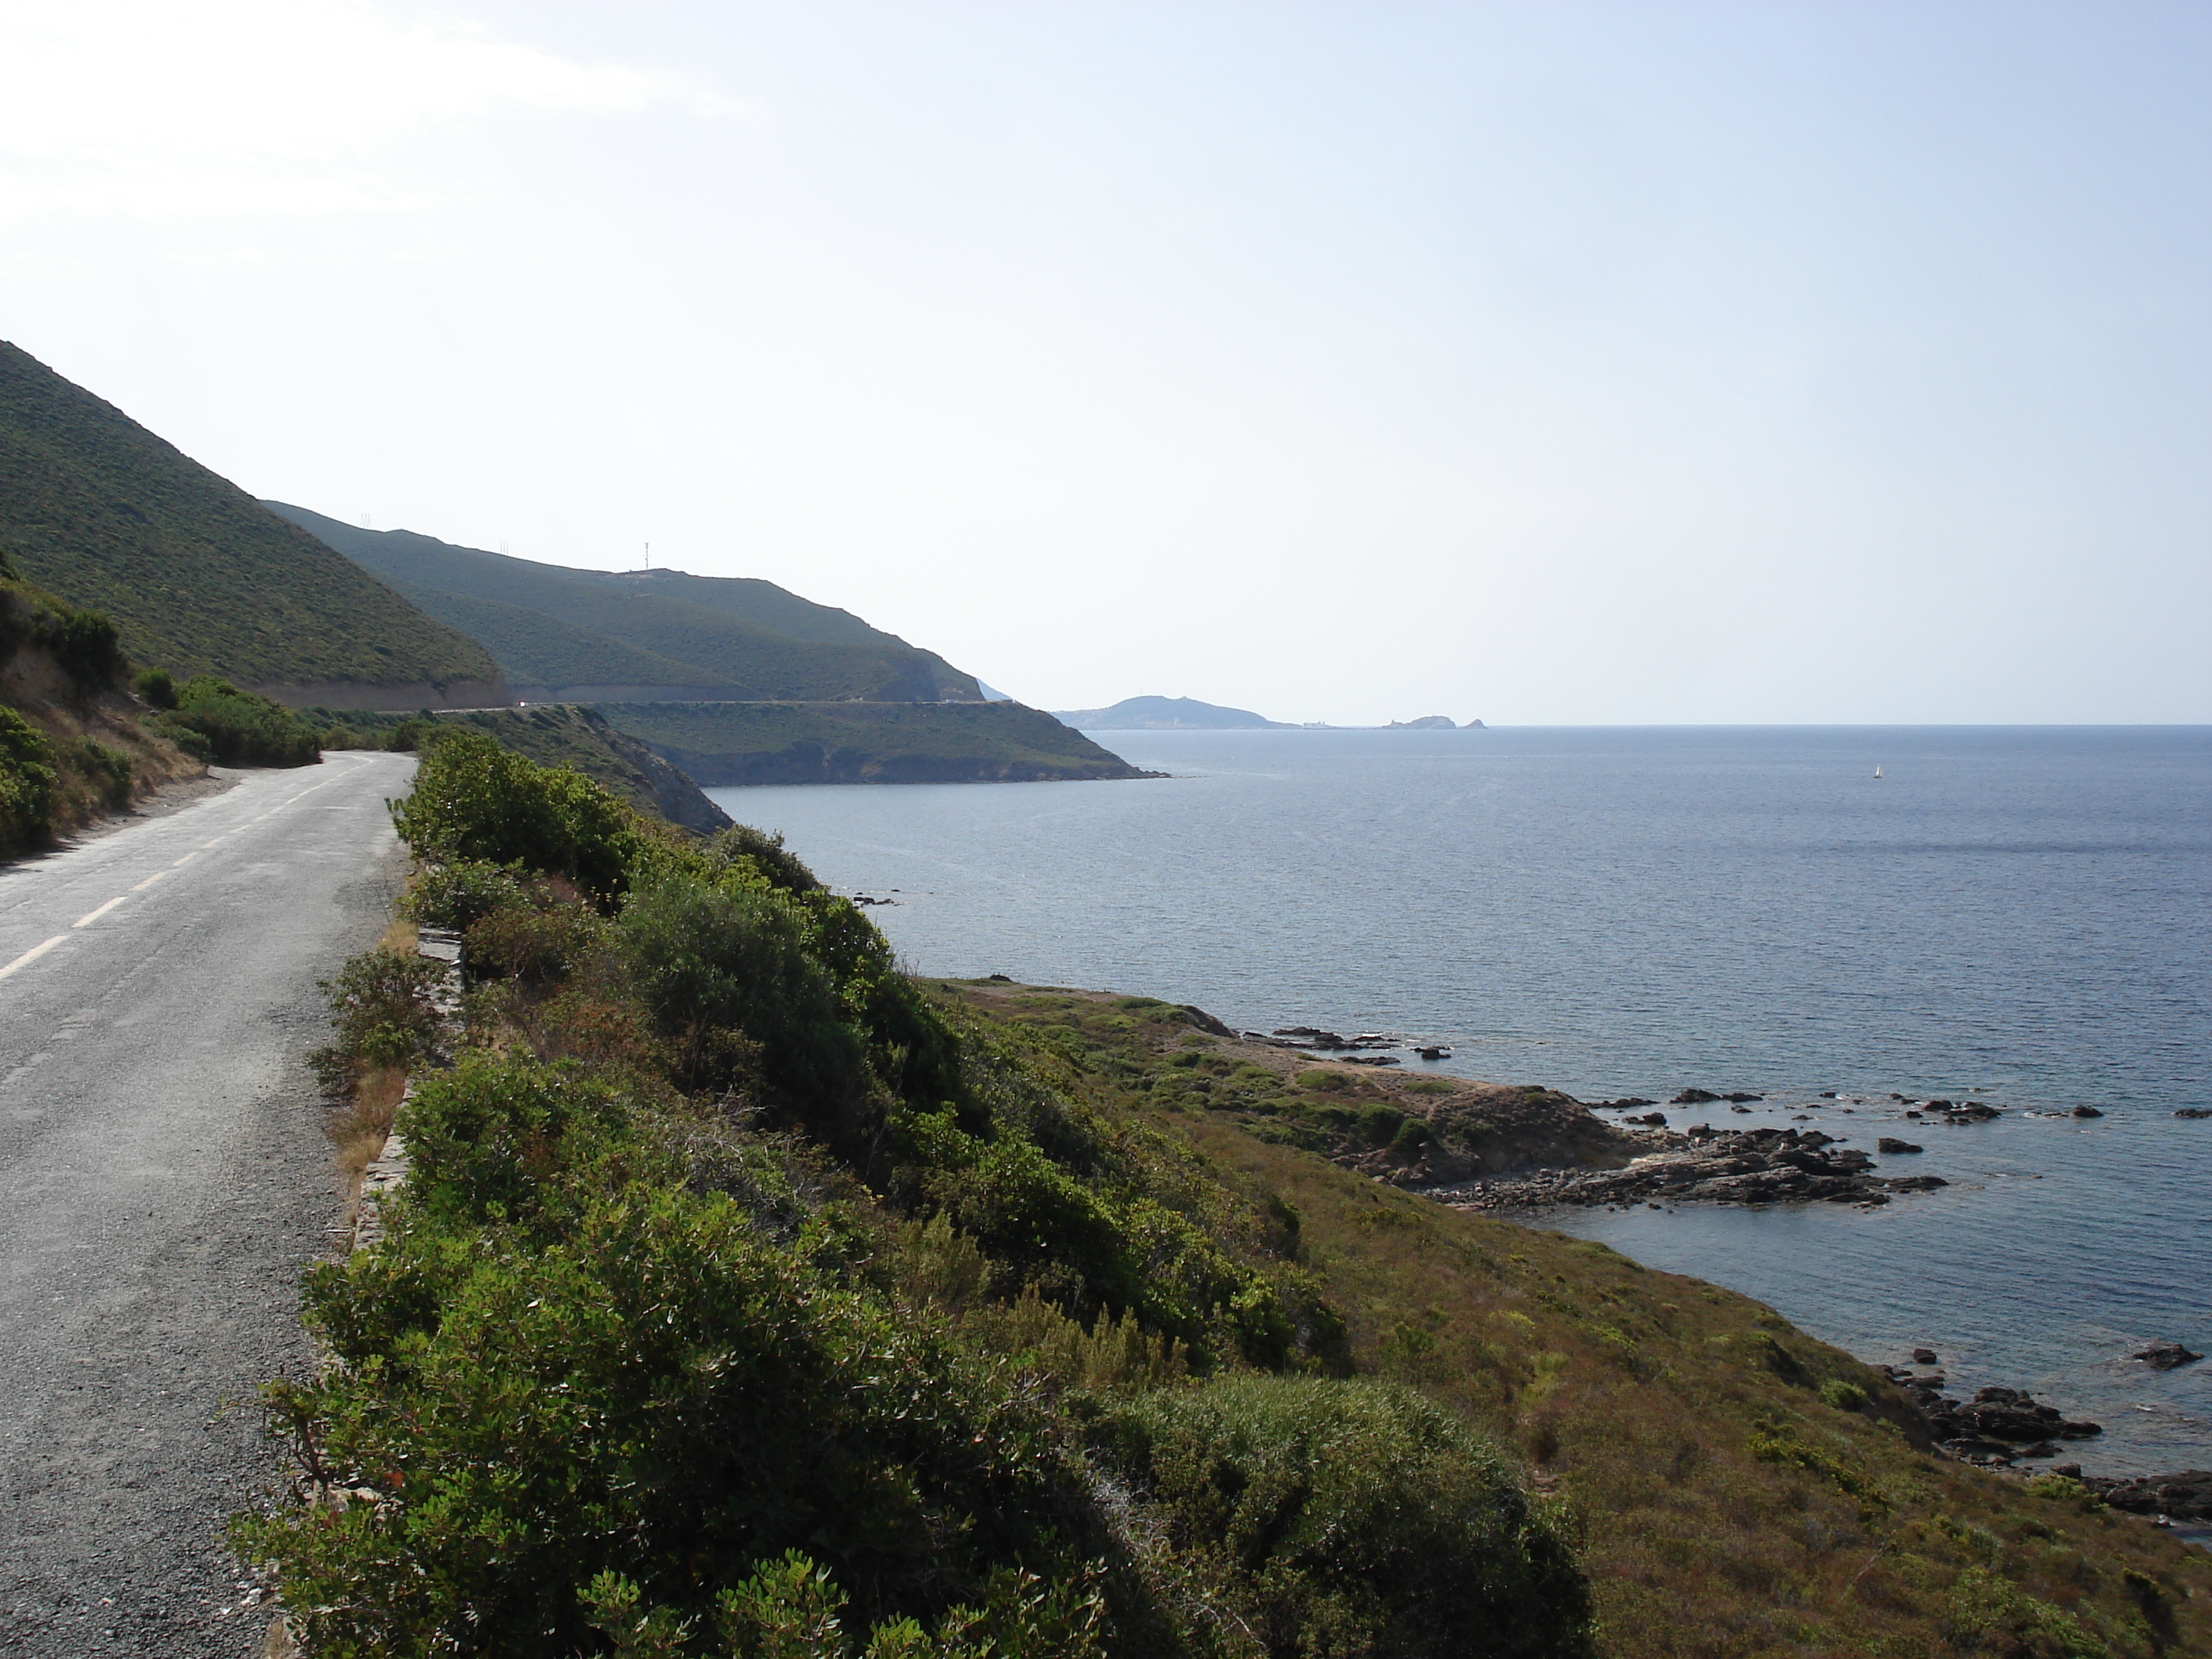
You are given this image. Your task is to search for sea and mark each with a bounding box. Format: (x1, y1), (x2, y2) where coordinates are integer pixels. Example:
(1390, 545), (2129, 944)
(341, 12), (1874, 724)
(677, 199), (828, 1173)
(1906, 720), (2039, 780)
(705, 725), (2212, 1481)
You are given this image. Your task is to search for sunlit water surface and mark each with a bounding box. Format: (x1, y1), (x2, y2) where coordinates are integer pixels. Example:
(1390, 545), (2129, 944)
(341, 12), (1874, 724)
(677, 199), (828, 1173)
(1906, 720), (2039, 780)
(709, 726), (2211, 1475)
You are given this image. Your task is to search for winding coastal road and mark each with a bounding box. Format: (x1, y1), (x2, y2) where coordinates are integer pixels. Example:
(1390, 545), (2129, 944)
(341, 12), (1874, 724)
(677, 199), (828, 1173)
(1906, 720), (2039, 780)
(0, 751), (414, 1657)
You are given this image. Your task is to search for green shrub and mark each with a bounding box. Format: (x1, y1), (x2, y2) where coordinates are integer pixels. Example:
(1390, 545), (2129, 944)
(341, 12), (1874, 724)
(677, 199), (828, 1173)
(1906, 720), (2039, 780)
(1391, 1116), (1433, 1155)
(0, 706), (57, 850)
(1096, 1375), (1593, 1657)
(156, 676), (320, 766)
(465, 901), (605, 988)
(406, 859), (533, 932)
(1358, 1104), (1407, 1145)
(1942, 1566), (2104, 1658)
(397, 1054), (635, 1236)
(72, 737), (133, 810)
(709, 822), (823, 893)
(394, 729), (643, 902)
(51, 608), (126, 690)
(2025, 1473), (2101, 1510)
(240, 1144), (1115, 1657)
(1818, 1378), (1867, 1412)
(132, 666), (178, 709)
(580, 1552), (1107, 1659)
(617, 871), (870, 1127)
(310, 948), (451, 1086)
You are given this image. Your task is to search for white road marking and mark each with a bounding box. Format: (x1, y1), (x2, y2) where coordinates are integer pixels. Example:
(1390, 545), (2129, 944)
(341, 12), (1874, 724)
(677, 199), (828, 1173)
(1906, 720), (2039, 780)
(170, 851), (198, 868)
(72, 897), (126, 928)
(130, 871), (168, 892)
(0, 935), (68, 979)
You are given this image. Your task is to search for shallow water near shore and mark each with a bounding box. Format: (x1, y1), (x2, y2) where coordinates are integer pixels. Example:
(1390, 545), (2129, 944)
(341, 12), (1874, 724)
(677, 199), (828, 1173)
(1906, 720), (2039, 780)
(709, 725), (2212, 1475)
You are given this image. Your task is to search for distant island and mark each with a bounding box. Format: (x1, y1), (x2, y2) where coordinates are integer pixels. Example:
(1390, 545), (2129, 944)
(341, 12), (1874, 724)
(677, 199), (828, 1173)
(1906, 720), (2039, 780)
(1055, 694), (1291, 729)
(1058, 695), (1484, 731)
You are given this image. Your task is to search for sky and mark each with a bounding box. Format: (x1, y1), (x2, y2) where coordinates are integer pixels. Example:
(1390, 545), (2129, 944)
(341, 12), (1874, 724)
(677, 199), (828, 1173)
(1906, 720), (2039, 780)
(1, 1), (2207, 725)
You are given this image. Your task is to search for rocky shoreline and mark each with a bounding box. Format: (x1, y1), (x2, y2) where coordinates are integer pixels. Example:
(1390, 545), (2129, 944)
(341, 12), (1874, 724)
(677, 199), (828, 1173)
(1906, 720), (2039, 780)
(1881, 1351), (2212, 1522)
(1430, 1122), (1945, 1210)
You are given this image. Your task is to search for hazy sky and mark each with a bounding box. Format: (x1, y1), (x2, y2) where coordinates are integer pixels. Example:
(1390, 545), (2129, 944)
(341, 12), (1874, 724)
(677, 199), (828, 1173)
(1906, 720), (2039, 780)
(2, 1), (2206, 723)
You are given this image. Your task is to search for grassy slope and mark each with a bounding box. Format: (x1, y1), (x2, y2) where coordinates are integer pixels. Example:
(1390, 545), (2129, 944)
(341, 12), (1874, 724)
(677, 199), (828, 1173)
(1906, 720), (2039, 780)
(598, 698), (1152, 785)
(0, 344), (499, 690)
(269, 502), (981, 701)
(383, 581), (726, 689)
(0, 659), (203, 842)
(937, 980), (2212, 1659)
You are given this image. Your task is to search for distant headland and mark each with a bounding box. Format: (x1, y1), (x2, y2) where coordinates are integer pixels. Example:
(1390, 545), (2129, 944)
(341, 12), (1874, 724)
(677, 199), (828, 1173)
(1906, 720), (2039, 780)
(1057, 694), (1483, 731)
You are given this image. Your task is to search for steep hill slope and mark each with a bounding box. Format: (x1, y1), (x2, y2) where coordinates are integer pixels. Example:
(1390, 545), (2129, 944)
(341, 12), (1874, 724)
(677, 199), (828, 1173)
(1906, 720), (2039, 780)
(268, 503), (981, 704)
(0, 343), (504, 707)
(0, 560), (204, 851)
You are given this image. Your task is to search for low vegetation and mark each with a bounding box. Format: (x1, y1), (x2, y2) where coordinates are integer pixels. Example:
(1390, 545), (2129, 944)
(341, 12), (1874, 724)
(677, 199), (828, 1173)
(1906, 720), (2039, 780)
(145, 675), (324, 766)
(255, 731), (1588, 1657)
(931, 983), (2212, 1656)
(596, 698), (1148, 786)
(257, 731), (2212, 1656)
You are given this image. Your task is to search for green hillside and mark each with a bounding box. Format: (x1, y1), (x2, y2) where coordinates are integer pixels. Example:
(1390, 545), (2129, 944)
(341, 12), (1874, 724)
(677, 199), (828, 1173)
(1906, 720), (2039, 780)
(598, 699), (1153, 785)
(0, 343), (502, 701)
(269, 503), (982, 702)
(381, 582), (725, 690)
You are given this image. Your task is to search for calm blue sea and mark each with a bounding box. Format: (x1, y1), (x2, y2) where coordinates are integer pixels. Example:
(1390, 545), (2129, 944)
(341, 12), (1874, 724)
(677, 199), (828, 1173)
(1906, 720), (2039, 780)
(708, 726), (2212, 1476)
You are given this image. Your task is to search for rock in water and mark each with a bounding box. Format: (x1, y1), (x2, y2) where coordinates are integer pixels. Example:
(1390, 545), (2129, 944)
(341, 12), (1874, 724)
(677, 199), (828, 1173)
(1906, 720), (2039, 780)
(2132, 1340), (2204, 1371)
(1912, 1348), (1939, 1364)
(1877, 1137), (1924, 1154)
(1671, 1088), (1721, 1104)
(2071, 1104), (2104, 1118)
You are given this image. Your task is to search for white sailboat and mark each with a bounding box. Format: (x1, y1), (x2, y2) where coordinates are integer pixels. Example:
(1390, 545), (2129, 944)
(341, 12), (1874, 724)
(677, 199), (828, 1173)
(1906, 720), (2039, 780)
(1873, 764), (1884, 778)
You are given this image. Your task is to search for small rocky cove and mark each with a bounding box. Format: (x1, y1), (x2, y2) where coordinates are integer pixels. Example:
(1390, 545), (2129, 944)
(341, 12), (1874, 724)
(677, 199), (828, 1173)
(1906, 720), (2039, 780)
(1879, 1348), (2212, 1522)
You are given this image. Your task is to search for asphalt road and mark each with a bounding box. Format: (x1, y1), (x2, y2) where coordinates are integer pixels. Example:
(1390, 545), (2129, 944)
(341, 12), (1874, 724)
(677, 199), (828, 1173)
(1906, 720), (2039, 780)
(0, 751), (416, 1657)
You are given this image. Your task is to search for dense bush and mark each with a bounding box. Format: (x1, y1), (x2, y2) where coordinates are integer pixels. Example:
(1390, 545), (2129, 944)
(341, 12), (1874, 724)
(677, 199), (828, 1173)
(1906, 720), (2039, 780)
(406, 858), (534, 932)
(464, 900), (604, 989)
(310, 948), (452, 1088)
(241, 1058), (1121, 1659)
(0, 706), (57, 850)
(72, 737), (133, 810)
(617, 871), (870, 1124)
(709, 821), (824, 893)
(394, 729), (645, 902)
(132, 665), (178, 709)
(155, 676), (320, 766)
(50, 607), (126, 690)
(1097, 1375), (1593, 1658)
